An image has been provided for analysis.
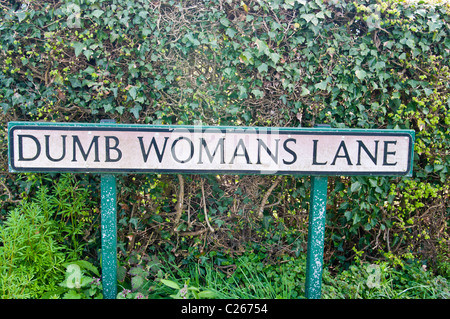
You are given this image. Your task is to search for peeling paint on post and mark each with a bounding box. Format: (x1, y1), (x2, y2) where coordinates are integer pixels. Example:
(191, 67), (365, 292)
(305, 176), (328, 299)
(100, 173), (117, 299)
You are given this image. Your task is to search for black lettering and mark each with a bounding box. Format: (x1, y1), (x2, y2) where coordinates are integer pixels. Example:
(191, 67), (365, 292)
(331, 141), (352, 166)
(229, 139), (251, 164)
(72, 136), (99, 162)
(256, 138), (279, 164)
(138, 136), (169, 163)
(312, 140), (327, 165)
(171, 137), (194, 163)
(357, 140), (378, 165)
(282, 138), (297, 165)
(198, 138), (225, 164)
(18, 135), (41, 161)
(105, 136), (122, 162)
(45, 135), (66, 162)
(383, 141), (397, 166)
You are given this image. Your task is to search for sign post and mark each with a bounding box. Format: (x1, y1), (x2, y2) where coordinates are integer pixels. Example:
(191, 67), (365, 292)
(305, 176), (328, 299)
(100, 174), (117, 299)
(99, 119), (118, 299)
(7, 121), (414, 299)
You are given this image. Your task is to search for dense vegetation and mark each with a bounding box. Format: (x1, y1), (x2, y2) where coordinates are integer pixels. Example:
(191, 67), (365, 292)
(0, 0), (449, 298)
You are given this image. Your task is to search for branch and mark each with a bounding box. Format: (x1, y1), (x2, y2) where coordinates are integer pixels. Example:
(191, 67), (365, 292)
(258, 176), (283, 218)
(201, 178), (215, 233)
(173, 174), (184, 231)
(178, 228), (208, 237)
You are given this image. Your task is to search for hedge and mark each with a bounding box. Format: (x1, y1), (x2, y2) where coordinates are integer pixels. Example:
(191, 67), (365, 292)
(0, 0), (449, 270)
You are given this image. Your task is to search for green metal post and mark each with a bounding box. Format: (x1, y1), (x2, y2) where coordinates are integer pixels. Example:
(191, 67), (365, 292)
(99, 119), (118, 299)
(100, 174), (117, 299)
(305, 176), (328, 299)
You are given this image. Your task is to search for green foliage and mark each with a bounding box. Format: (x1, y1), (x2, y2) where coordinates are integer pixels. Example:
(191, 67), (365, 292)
(0, 201), (67, 298)
(46, 261), (103, 299)
(34, 174), (97, 260)
(120, 248), (448, 299)
(116, 251), (164, 299)
(323, 260), (450, 299)
(148, 250), (307, 299)
(160, 279), (217, 299)
(0, 174), (98, 298)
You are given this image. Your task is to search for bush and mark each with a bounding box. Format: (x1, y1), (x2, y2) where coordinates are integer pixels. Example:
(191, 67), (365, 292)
(0, 201), (67, 298)
(0, 174), (98, 298)
(322, 260), (450, 299)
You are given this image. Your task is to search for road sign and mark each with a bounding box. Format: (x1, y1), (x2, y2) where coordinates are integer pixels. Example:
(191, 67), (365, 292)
(7, 121), (415, 299)
(8, 122), (414, 176)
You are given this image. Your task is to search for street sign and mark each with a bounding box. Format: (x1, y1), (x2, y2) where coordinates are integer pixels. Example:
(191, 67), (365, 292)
(7, 121), (415, 299)
(8, 122), (414, 176)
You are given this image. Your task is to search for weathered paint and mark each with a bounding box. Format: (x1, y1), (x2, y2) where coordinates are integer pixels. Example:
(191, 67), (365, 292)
(305, 176), (328, 299)
(100, 173), (117, 299)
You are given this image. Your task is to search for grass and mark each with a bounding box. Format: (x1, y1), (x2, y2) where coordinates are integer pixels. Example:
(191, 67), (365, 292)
(153, 253), (450, 299)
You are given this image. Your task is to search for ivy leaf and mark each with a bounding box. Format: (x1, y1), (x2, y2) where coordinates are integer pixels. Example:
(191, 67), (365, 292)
(351, 181), (361, 193)
(131, 104), (142, 119)
(92, 9), (104, 18)
(424, 88), (433, 96)
(269, 52), (280, 64)
(257, 63), (268, 73)
(301, 13), (319, 26)
(220, 17), (230, 27)
(240, 51), (254, 64)
(154, 80), (165, 90)
(301, 14), (315, 23)
(368, 178), (378, 188)
(251, 89), (264, 99)
(352, 212), (361, 225)
(16, 11), (27, 23)
(406, 38), (415, 49)
(427, 16), (442, 32)
(355, 69), (367, 81)
(344, 211), (353, 221)
(255, 39), (270, 55)
(128, 86), (137, 100)
(72, 42), (85, 57)
(83, 49), (93, 60)
(315, 80), (328, 91)
(301, 86), (310, 96)
(316, 11), (325, 19)
(225, 27), (236, 38)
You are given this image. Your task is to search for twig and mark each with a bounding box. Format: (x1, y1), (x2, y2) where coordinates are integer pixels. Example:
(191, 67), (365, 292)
(173, 174), (184, 231)
(178, 228), (208, 237)
(201, 178), (215, 233)
(258, 176), (283, 218)
(0, 179), (13, 200)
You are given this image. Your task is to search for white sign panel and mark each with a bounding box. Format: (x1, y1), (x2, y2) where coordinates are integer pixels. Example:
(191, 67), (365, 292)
(8, 123), (414, 176)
